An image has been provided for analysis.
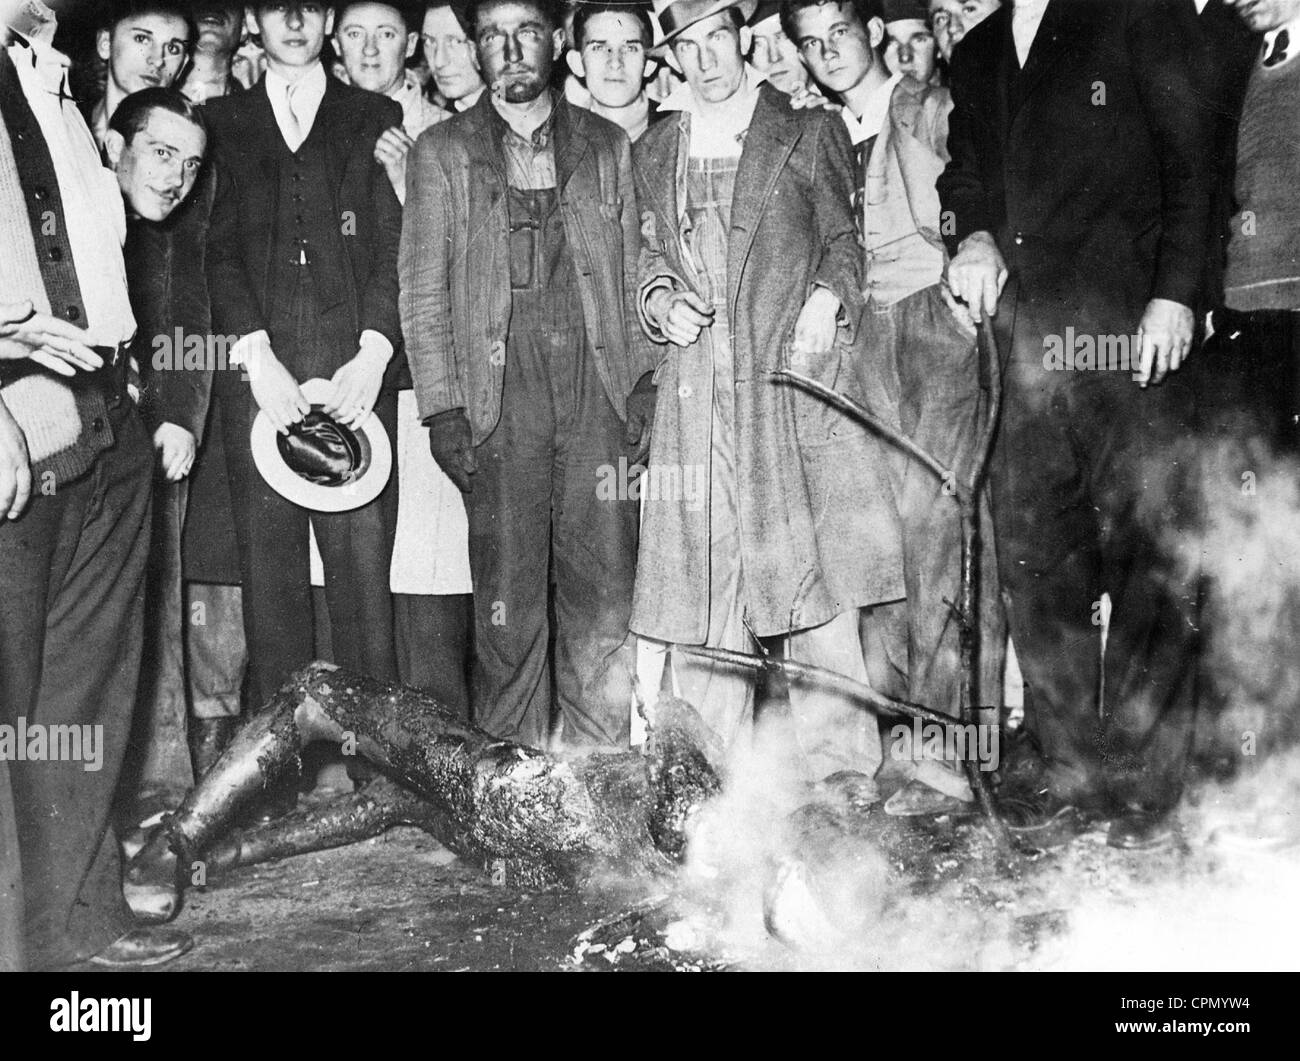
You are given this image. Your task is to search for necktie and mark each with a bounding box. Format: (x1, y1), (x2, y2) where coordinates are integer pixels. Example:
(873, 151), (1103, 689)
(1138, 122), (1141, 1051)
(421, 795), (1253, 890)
(1264, 29), (1290, 68)
(284, 80), (305, 151)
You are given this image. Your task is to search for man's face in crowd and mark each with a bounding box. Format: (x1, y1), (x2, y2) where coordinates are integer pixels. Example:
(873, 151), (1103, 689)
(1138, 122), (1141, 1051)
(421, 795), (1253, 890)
(1225, 0), (1300, 33)
(249, 1), (335, 69)
(569, 10), (652, 109)
(669, 12), (751, 105)
(475, 0), (563, 104)
(884, 18), (936, 84)
(789, 1), (881, 96)
(749, 12), (808, 94)
(107, 108), (206, 222)
(421, 5), (484, 101)
(335, 2), (416, 94)
(97, 12), (192, 94)
(193, 4), (242, 56)
(927, 0), (999, 62)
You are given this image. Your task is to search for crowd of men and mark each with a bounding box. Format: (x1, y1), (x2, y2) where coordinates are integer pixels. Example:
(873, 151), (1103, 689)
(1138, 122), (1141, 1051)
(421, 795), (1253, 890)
(1, 0), (1296, 969)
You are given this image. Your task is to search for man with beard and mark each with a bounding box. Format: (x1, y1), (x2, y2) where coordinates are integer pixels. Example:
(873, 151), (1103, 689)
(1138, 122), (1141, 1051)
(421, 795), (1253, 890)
(632, 0), (903, 784)
(939, 0), (1216, 848)
(400, 0), (651, 749)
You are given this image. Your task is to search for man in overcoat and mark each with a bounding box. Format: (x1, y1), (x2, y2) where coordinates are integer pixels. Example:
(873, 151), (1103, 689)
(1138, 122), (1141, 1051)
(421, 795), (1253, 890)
(633, 0), (904, 783)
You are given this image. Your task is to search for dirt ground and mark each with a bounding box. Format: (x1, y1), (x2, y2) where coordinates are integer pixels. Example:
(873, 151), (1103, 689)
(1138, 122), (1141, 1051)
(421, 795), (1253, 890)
(147, 779), (1296, 973)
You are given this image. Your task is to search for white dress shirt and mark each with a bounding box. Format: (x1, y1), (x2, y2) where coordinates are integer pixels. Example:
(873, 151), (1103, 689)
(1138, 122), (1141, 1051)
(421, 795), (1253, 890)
(840, 71), (904, 146)
(657, 64), (768, 158)
(1012, 0), (1052, 67)
(5, 34), (135, 348)
(265, 61), (328, 151)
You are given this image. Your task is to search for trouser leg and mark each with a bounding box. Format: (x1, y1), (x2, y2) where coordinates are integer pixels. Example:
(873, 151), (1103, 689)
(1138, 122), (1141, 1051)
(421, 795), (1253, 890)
(1095, 372), (1203, 810)
(0, 407), (152, 967)
(786, 609), (878, 780)
(550, 345), (638, 749)
(394, 592), (471, 717)
(131, 477), (194, 795)
(224, 391), (314, 709)
(465, 334), (555, 748)
(311, 393), (399, 686)
(989, 317), (1106, 801)
(185, 582), (247, 719)
(893, 288), (1006, 789)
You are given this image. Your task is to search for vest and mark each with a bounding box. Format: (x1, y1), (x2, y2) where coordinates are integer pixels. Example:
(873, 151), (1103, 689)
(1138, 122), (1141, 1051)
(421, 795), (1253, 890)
(1225, 54), (1300, 311)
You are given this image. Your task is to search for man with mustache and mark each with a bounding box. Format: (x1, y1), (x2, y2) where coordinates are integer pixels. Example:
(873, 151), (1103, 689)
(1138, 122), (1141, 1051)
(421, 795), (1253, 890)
(401, 0), (651, 749)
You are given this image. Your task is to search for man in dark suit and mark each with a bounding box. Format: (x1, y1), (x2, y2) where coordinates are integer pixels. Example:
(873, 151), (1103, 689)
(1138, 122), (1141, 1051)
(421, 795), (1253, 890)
(938, 0), (1217, 848)
(205, 0), (403, 718)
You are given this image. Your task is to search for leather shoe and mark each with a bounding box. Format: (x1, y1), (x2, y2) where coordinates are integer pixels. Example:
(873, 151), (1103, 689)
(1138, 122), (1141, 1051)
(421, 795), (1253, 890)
(88, 928), (193, 968)
(1107, 806), (1177, 851)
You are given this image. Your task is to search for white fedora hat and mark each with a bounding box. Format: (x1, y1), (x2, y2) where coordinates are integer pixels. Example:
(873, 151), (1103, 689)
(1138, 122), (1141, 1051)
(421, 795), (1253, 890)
(250, 378), (393, 513)
(649, 0), (759, 56)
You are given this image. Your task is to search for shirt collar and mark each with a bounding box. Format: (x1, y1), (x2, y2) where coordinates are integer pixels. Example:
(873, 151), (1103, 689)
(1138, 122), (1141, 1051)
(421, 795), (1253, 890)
(6, 28), (73, 97)
(656, 63), (768, 115)
(489, 89), (559, 149)
(840, 71), (902, 146)
(265, 61), (327, 101)
(454, 85), (485, 112)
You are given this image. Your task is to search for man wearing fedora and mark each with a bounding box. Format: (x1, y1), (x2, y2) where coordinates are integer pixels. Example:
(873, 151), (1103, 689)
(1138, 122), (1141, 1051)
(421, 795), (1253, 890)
(632, 0), (904, 784)
(401, 0), (654, 749)
(205, 0), (403, 719)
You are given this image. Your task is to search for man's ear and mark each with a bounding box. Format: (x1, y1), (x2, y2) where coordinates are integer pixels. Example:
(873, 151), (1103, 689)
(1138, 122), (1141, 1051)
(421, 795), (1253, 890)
(738, 25), (752, 55)
(104, 129), (126, 169)
(566, 47), (585, 81)
(867, 16), (885, 49)
(96, 28), (112, 63)
(643, 55), (659, 80)
(244, 9), (260, 40)
(662, 46), (681, 74)
(552, 27), (565, 60)
(405, 30), (418, 60)
(323, 9), (335, 35)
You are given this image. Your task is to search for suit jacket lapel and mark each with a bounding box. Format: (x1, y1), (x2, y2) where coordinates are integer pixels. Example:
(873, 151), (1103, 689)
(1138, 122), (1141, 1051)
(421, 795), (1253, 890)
(554, 100), (590, 196)
(466, 90), (508, 189)
(728, 84), (799, 322)
(1012, 0), (1082, 118)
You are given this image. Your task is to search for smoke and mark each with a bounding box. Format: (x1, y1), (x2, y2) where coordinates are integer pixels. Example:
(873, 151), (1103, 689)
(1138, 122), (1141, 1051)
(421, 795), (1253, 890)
(633, 431), (1300, 972)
